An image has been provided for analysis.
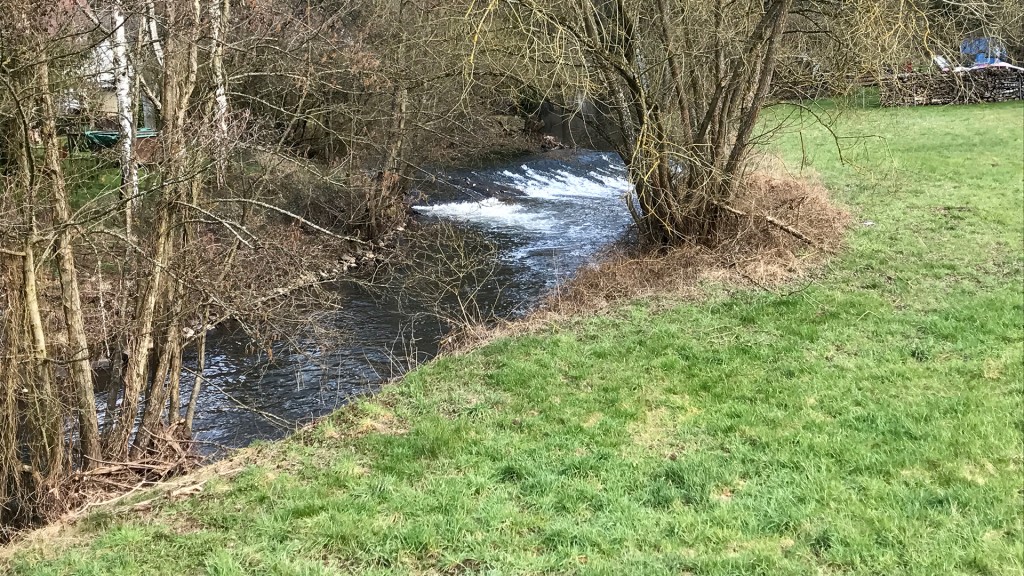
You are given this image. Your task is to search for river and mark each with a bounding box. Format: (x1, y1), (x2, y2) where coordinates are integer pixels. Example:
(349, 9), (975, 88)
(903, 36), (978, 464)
(172, 150), (632, 453)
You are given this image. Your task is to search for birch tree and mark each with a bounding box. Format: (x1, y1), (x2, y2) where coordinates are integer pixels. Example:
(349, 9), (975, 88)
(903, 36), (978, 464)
(209, 0), (230, 186)
(110, 2), (140, 230)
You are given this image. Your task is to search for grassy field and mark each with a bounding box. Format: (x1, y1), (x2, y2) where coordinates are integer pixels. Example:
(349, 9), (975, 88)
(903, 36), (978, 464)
(8, 101), (1023, 575)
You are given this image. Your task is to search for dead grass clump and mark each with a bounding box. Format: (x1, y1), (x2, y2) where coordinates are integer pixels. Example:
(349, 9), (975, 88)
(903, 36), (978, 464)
(543, 165), (850, 317)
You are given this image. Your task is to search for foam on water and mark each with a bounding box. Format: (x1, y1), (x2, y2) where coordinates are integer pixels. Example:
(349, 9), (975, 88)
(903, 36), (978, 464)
(494, 165), (630, 200)
(414, 152), (632, 236)
(412, 197), (553, 231)
(588, 170), (632, 193)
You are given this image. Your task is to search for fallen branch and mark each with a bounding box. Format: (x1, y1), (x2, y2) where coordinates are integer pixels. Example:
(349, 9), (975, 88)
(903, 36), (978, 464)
(76, 460), (176, 477)
(77, 482), (154, 514)
(169, 480), (208, 499)
(71, 465), (243, 521)
(715, 201), (823, 250)
(210, 197), (369, 245)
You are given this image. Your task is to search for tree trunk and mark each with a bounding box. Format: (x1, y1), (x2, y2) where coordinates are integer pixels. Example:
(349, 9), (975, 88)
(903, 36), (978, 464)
(132, 297), (181, 456)
(111, 2), (140, 235)
(38, 58), (103, 467)
(145, 0), (166, 68)
(0, 255), (25, 516)
(210, 0), (230, 187)
(183, 307), (209, 431)
(105, 205), (170, 458)
(119, 0), (202, 456)
(21, 239), (64, 483)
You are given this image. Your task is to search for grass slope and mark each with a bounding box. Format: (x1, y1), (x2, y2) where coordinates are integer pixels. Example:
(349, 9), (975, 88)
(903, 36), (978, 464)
(10, 102), (1024, 575)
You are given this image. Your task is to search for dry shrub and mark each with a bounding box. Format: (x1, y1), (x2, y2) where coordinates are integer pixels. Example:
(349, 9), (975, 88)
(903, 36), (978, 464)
(443, 163), (849, 352)
(288, 170), (407, 241)
(245, 151), (406, 242)
(540, 163), (849, 319)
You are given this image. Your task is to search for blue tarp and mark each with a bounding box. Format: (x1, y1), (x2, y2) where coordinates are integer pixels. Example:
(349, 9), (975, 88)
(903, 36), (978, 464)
(961, 38), (1008, 66)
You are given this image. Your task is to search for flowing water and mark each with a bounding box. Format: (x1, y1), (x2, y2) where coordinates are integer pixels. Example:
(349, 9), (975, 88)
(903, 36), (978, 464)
(178, 150), (632, 452)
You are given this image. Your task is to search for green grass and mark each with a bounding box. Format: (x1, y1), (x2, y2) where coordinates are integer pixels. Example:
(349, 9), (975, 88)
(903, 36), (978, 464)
(10, 102), (1024, 575)
(63, 152), (160, 211)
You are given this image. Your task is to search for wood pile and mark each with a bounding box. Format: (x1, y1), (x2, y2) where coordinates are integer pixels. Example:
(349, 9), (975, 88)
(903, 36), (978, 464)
(881, 66), (1024, 106)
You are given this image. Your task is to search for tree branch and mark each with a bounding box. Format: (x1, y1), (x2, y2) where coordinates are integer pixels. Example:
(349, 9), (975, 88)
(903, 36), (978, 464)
(209, 198), (369, 244)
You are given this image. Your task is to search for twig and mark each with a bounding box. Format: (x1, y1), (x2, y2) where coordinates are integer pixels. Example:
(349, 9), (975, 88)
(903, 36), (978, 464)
(205, 382), (292, 429)
(715, 201), (823, 250)
(77, 482), (153, 514)
(182, 273), (341, 348)
(76, 459), (179, 477)
(210, 197), (368, 244)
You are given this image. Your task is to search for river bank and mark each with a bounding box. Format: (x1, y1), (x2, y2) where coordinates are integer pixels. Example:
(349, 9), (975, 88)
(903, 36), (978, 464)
(46, 131), (578, 459)
(6, 101), (1023, 575)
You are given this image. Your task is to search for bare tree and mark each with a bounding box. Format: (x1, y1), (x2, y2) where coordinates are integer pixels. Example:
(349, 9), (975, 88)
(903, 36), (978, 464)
(1, 0), (88, 524)
(462, 0), (800, 245)
(461, 0), (951, 246)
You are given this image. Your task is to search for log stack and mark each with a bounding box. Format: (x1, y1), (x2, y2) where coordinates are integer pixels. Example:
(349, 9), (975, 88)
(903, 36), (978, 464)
(880, 66), (1024, 107)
